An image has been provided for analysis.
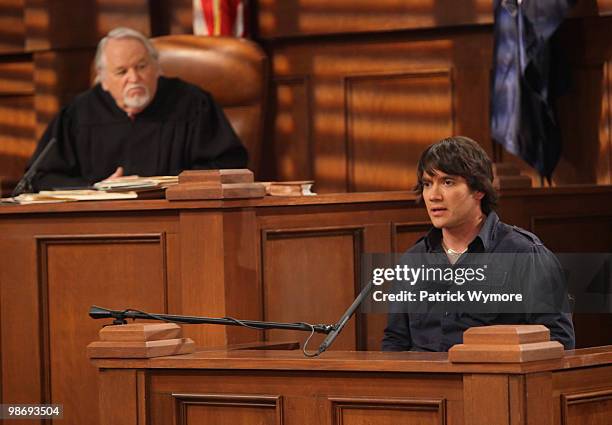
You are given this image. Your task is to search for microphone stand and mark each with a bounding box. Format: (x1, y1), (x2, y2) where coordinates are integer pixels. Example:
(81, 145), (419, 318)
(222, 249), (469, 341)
(90, 305), (334, 334)
(89, 281), (373, 357)
(12, 137), (57, 197)
(90, 277), (375, 357)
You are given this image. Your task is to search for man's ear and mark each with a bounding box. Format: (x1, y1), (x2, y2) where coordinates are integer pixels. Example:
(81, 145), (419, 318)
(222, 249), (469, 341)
(473, 191), (485, 201)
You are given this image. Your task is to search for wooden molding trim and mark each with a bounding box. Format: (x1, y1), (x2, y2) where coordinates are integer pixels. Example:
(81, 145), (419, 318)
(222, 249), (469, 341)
(561, 388), (612, 425)
(330, 396), (446, 425)
(172, 393), (284, 425)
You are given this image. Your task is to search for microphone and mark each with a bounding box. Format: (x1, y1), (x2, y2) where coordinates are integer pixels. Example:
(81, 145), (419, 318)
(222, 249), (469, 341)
(315, 280), (374, 355)
(12, 137), (57, 197)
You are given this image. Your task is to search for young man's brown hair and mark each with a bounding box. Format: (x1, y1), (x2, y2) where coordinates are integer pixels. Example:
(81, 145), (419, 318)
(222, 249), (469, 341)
(415, 136), (498, 214)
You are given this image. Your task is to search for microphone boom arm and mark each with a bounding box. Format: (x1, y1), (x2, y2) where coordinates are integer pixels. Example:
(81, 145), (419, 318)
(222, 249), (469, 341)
(89, 305), (334, 334)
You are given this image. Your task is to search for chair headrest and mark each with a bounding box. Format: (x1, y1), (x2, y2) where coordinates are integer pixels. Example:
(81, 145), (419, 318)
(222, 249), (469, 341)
(151, 35), (266, 106)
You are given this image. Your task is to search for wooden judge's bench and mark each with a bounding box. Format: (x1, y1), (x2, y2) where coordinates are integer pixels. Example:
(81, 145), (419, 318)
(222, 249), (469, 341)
(1, 186), (612, 425)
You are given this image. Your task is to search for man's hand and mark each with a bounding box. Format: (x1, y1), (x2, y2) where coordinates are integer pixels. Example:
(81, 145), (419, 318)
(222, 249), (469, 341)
(95, 166), (125, 186)
(104, 166), (124, 181)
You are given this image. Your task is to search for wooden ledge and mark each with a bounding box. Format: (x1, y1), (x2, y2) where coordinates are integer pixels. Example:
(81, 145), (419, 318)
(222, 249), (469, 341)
(87, 323), (195, 358)
(449, 325), (564, 363)
(166, 169), (266, 200)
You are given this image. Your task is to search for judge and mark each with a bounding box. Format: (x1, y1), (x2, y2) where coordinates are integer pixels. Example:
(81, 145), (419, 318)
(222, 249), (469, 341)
(26, 27), (247, 191)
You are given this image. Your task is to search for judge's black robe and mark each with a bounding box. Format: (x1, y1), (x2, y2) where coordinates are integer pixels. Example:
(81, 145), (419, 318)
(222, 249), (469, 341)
(29, 76), (248, 190)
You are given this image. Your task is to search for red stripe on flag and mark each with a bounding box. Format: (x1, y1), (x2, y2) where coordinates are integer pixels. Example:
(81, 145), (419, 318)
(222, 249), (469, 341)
(202, 0), (216, 35)
(194, 0), (249, 37)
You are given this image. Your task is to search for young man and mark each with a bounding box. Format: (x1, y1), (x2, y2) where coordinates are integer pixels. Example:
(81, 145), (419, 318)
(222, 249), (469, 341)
(382, 136), (575, 351)
(25, 27), (247, 191)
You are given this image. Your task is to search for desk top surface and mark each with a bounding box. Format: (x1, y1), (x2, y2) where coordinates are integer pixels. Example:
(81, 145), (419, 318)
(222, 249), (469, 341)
(0, 191), (416, 214)
(91, 344), (612, 375)
(1, 185), (611, 215)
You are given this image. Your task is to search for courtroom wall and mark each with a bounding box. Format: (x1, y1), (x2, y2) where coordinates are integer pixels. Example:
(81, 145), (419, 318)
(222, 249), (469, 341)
(255, 0), (612, 191)
(0, 0), (612, 193)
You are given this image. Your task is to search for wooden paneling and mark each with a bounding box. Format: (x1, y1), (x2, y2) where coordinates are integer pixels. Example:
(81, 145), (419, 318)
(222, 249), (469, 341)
(600, 60), (612, 184)
(99, 369), (139, 425)
(0, 209), (181, 425)
(25, 0), (96, 51)
(173, 394), (282, 425)
(32, 49), (96, 136)
(464, 374), (510, 425)
(257, 0), (493, 38)
(553, 63), (607, 185)
(258, 3), (612, 189)
(531, 215), (612, 252)
(518, 373), (555, 425)
(393, 222), (431, 253)
(222, 209), (263, 345)
(0, 60), (33, 94)
(598, 0), (612, 14)
(0, 0), (25, 54)
(150, 0), (193, 36)
(553, 365), (612, 425)
(272, 77), (314, 182)
(39, 235), (168, 425)
(262, 227), (363, 349)
(178, 211), (229, 346)
(0, 57), (34, 180)
(92, 347), (612, 425)
(24, 0), (149, 52)
(561, 389), (612, 425)
(0, 221), (43, 410)
(266, 33), (491, 193)
(146, 368), (463, 425)
(346, 70), (453, 192)
(330, 397), (445, 425)
(0, 95), (35, 177)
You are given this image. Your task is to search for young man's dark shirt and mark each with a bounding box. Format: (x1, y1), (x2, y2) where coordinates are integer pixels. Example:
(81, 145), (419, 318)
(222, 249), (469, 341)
(382, 211), (575, 351)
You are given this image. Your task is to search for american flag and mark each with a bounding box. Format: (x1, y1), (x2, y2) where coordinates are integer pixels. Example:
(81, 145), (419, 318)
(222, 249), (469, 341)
(193, 0), (250, 37)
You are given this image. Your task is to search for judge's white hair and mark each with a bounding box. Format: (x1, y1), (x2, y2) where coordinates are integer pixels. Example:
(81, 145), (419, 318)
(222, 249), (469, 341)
(94, 27), (159, 83)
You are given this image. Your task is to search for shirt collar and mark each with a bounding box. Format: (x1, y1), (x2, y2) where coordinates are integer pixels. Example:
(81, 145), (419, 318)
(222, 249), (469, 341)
(424, 211), (500, 253)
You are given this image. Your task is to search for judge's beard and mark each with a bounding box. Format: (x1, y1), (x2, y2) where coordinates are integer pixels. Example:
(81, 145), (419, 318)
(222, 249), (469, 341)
(123, 84), (151, 110)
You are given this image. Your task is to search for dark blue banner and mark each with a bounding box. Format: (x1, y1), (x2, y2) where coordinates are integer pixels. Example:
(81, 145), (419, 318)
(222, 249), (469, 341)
(490, 0), (575, 179)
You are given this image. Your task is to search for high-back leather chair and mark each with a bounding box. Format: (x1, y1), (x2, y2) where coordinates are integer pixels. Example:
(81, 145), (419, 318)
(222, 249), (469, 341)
(151, 35), (268, 176)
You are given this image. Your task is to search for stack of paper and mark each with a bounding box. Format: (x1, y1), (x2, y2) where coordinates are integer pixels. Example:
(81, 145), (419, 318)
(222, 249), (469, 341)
(94, 175), (179, 192)
(1, 190), (139, 204)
